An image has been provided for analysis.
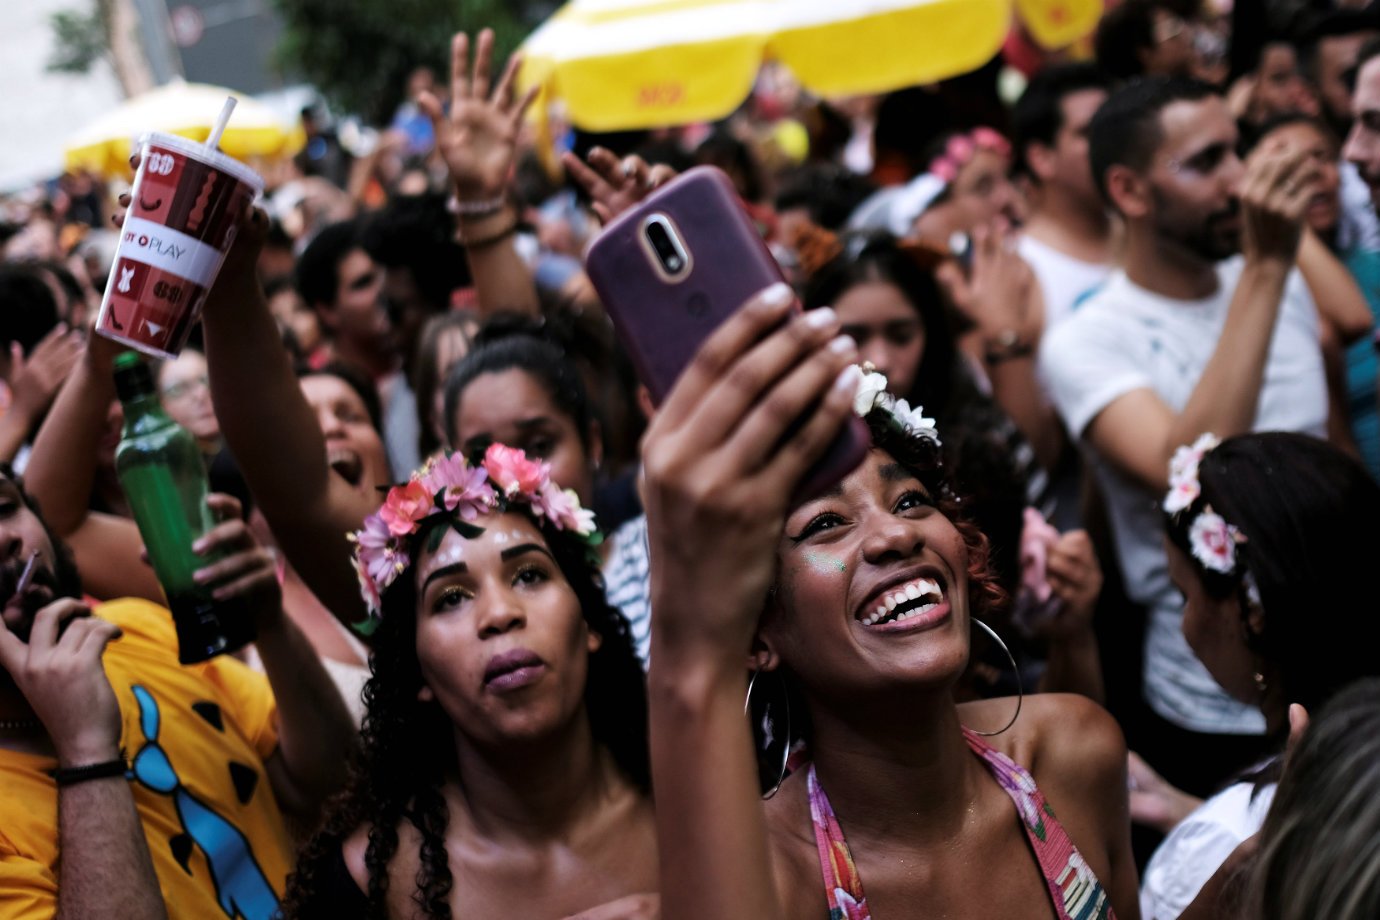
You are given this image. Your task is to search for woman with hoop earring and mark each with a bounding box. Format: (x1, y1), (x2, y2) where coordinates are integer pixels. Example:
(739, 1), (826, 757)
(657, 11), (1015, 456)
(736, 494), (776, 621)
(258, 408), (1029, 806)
(639, 282), (1139, 920)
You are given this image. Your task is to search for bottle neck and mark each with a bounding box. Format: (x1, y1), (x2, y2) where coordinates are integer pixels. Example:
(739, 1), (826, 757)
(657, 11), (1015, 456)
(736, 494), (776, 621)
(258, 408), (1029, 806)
(119, 391), (172, 436)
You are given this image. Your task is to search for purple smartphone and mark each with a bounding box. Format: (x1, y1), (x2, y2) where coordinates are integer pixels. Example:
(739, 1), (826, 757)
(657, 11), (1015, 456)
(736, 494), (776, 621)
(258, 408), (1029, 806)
(584, 166), (870, 501)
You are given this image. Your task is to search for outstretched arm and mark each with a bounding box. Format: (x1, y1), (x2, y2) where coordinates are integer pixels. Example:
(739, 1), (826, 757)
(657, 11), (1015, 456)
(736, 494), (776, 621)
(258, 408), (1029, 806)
(1296, 227), (1374, 346)
(643, 284), (858, 920)
(420, 29), (540, 317)
(24, 334), (163, 602)
(0, 325), (83, 463)
(198, 208), (378, 632)
(941, 221), (1066, 472)
(193, 494), (354, 819)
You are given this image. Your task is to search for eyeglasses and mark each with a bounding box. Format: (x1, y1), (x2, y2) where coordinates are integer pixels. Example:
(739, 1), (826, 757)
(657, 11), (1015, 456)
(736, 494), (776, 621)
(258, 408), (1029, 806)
(160, 374), (209, 403)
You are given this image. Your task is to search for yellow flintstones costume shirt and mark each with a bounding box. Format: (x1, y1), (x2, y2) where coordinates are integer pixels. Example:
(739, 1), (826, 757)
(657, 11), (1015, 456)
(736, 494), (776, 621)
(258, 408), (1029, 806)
(0, 598), (295, 920)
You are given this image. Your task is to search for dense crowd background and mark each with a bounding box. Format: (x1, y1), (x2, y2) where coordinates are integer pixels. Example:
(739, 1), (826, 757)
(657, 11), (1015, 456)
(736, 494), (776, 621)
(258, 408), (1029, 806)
(2, 1), (1380, 919)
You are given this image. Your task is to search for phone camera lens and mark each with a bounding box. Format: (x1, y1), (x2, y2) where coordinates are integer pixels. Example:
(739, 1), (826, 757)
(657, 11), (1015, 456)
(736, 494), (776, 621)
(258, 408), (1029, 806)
(645, 217), (688, 276)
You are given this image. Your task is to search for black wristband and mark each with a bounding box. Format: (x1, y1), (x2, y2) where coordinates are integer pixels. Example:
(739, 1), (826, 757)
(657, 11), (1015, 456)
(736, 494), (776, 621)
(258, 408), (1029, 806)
(51, 751), (129, 787)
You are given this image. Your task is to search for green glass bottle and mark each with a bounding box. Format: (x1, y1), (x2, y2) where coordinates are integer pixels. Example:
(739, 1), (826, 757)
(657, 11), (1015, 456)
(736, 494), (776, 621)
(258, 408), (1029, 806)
(112, 351), (254, 663)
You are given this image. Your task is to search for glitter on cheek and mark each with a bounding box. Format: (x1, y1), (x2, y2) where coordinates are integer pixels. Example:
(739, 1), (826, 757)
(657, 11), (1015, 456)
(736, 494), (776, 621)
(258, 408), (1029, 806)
(803, 551), (846, 574)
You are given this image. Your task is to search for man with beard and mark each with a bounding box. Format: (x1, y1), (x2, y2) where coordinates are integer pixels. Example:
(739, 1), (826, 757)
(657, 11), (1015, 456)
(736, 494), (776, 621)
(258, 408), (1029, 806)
(1344, 38), (1380, 212)
(0, 466), (354, 918)
(1300, 9), (1380, 252)
(1040, 77), (1328, 799)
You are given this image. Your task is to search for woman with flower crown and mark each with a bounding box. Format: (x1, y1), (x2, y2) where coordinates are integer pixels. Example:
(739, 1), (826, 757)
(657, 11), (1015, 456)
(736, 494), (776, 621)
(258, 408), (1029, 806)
(280, 444), (657, 919)
(639, 282), (1139, 920)
(1138, 431), (1380, 920)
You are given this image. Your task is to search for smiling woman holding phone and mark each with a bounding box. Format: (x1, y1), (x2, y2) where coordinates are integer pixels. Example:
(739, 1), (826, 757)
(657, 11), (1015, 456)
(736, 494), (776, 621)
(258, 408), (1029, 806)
(638, 283), (1140, 920)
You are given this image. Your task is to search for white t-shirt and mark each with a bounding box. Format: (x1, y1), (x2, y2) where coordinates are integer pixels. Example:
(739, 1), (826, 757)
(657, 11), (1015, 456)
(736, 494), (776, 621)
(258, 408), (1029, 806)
(1039, 257), (1327, 733)
(1140, 780), (1276, 920)
(1017, 234), (1112, 330)
(1338, 160), (1380, 253)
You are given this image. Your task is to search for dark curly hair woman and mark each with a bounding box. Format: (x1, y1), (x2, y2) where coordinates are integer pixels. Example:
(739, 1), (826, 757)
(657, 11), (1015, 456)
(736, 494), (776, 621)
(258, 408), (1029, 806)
(281, 444), (655, 918)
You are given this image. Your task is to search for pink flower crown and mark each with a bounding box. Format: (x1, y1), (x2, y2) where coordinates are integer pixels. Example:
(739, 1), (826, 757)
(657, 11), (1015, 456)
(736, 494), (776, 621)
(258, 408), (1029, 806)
(928, 127), (1012, 184)
(1163, 433), (1245, 575)
(347, 443), (598, 623)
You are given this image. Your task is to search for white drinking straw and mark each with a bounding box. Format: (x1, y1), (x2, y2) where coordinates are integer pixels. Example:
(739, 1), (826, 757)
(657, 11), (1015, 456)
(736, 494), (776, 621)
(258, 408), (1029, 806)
(206, 96), (237, 151)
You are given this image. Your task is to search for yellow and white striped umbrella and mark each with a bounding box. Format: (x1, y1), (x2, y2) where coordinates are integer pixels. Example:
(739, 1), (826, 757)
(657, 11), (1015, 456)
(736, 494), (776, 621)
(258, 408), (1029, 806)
(520, 0), (1103, 131)
(64, 81), (305, 179)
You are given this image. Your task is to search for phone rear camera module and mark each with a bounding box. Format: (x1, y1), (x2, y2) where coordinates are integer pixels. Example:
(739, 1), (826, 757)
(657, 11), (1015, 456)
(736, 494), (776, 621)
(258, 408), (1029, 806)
(644, 215), (690, 278)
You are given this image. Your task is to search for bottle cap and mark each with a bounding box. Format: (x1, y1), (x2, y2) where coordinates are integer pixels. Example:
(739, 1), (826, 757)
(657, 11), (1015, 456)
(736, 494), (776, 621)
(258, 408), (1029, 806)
(112, 351), (156, 402)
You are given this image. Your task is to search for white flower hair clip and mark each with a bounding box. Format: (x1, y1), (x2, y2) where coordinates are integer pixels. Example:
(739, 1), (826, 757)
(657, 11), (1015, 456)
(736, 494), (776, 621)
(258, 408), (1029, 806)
(1187, 509), (1244, 574)
(852, 368), (941, 446)
(1163, 433), (1248, 576)
(1164, 432), (1220, 515)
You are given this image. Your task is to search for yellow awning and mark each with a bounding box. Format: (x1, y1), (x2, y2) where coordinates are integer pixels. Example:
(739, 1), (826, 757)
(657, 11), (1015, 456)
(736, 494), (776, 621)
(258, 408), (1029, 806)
(64, 81), (305, 179)
(520, 0), (1103, 132)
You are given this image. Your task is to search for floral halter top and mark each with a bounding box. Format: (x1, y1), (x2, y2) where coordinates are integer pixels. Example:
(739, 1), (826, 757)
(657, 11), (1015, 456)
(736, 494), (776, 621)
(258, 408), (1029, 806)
(807, 728), (1115, 920)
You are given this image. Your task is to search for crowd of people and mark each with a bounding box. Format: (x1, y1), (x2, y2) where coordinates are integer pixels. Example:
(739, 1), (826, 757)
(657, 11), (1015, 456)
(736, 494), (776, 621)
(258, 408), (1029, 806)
(2, 1), (1380, 918)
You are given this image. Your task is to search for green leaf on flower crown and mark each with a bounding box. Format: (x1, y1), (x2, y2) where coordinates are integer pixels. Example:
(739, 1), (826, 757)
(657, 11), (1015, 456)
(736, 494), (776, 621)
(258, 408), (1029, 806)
(424, 519), (448, 553)
(349, 614), (380, 637)
(452, 518), (485, 540)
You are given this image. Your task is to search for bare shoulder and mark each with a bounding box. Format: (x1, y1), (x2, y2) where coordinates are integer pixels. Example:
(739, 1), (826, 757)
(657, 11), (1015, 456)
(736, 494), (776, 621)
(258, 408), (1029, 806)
(1025, 693), (1127, 789)
(959, 693), (1126, 796)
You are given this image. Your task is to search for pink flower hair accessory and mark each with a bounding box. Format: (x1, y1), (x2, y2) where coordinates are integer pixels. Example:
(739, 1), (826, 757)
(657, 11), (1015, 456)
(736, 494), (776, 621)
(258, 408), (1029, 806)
(1162, 433), (1251, 576)
(347, 444), (600, 625)
(1188, 510), (1243, 574)
(924, 127), (1012, 189)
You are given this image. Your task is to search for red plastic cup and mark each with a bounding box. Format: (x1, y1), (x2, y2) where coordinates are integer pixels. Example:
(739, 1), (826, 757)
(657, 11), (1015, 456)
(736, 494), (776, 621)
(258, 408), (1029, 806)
(96, 132), (263, 359)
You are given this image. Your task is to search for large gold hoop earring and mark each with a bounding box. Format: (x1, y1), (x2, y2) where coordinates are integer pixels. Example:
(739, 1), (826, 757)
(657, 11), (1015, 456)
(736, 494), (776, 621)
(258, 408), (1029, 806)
(745, 669), (792, 799)
(964, 618), (1023, 737)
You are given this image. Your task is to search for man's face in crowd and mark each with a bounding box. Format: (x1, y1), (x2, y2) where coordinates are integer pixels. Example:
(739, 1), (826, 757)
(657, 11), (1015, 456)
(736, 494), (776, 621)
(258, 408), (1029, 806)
(1315, 32), (1379, 133)
(324, 248), (395, 365)
(0, 476), (70, 647)
(1344, 55), (1380, 208)
(1047, 88), (1109, 207)
(1143, 7), (1196, 78)
(1253, 44), (1318, 122)
(1143, 96), (1246, 262)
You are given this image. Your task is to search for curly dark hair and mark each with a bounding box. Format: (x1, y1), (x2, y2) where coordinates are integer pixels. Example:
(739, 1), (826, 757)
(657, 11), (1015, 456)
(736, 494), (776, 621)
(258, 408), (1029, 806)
(749, 408), (1004, 791)
(281, 507), (649, 919)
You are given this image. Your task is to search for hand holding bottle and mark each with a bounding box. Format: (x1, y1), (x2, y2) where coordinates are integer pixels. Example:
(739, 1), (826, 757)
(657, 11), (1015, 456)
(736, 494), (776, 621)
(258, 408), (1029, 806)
(191, 494), (283, 632)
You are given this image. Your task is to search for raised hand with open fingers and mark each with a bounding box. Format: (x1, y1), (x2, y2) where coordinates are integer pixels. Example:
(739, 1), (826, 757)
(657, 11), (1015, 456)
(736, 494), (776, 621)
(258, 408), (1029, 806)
(420, 29), (538, 204)
(562, 147), (679, 225)
(1240, 140), (1321, 264)
(8, 323), (84, 423)
(642, 284), (859, 655)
